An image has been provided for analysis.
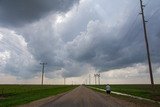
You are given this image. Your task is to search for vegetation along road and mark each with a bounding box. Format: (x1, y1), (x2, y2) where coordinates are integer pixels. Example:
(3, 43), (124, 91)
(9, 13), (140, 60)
(33, 86), (159, 107)
(0, 85), (77, 107)
(1, 85), (159, 107)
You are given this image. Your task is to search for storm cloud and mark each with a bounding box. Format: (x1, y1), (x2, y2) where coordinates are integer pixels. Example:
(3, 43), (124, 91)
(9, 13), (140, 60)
(0, 0), (160, 81)
(0, 0), (79, 27)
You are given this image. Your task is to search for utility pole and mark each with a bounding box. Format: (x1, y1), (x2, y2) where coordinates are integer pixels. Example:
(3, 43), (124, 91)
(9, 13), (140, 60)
(94, 74), (97, 85)
(139, 0), (154, 85)
(94, 74), (100, 85)
(97, 74), (100, 85)
(40, 62), (47, 85)
(89, 74), (91, 85)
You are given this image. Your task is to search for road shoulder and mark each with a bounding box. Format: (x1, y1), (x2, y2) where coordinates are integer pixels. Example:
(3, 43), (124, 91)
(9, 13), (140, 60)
(89, 86), (160, 107)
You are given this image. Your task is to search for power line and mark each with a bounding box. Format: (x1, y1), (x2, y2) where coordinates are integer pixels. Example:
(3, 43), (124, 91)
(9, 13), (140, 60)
(40, 62), (47, 85)
(0, 40), (25, 55)
(117, 1), (143, 49)
(147, 7), (160, 21)
(145, 0), (152, 7)
(0, 34), (35, 60)
(124, 14), (139, 38)
(94, 74), (97, 85)
(94, 74), (100, 85)
(115, 1), (140, 42)
(0, 39), (32, 59)
(118, 14), (140, 47)
(97, 74), (100, 85)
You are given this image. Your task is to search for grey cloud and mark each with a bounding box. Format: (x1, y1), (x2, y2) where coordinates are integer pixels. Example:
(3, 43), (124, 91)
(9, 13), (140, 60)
(62, 61), (89, 77)
(0, 0), (79, 27)
(0, 28), (38, 79)
(19, 19), (65, 71)
(66, 0), (160, 72)
(1, 0), (160, 79)
(18, 0), (160, 77)
(58, 0), (134, 43)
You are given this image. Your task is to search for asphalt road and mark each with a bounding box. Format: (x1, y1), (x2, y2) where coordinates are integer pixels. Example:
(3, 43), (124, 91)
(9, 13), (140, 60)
(40, 86), (137, 107)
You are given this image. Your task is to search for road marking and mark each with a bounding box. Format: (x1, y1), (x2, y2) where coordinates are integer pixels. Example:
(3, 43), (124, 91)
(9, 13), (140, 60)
(88, 86), (160, 104)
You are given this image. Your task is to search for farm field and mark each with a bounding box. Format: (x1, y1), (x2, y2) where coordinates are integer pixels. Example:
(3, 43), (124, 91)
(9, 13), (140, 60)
(0, 85), (78, 107)
(88, 84), (160, 102)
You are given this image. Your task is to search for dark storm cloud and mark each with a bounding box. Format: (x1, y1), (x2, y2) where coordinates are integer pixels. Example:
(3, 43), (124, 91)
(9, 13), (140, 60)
(19, 0), (160, 77)
(66, 0), (160, 73)
(0, 0), (160, 80)
(19, 19), (65, 72)
(0, 0), (79, 27)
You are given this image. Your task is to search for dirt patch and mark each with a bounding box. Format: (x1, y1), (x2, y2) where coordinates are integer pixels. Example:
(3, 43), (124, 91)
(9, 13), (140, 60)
(153, 95), (160, 101)
(0, 96), (6, 100)
(0, 94), (8, 100)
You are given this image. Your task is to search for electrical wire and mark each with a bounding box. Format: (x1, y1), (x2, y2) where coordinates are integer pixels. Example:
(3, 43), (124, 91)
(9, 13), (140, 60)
(145, 0), (152, 7)
(0, 39), (32, 60)
(118, 14), (140, 47)
(147, 7), (160, 21)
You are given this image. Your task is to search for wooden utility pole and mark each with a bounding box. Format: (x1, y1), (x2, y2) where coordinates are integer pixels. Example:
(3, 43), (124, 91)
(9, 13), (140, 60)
(97, 74), (100, 85)
(40, 62), (47, 85)
(94, 74), (97, 85)
(139, 0), (154, 85)
(89, 74), (91, 85)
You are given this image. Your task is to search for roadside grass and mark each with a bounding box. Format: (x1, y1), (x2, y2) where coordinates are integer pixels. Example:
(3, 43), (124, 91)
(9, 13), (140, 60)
(88, 84), (160, 102)
(89, 87), (160, 107)
(0, 85), (78, 107)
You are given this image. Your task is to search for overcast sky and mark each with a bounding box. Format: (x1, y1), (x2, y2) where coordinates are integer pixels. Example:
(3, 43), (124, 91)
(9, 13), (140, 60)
(0, 0), (160, 84)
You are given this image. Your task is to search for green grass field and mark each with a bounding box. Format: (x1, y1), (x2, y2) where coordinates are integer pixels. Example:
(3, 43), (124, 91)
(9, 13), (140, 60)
(88, 84), (160, 102)
(0, 85), (78, 107)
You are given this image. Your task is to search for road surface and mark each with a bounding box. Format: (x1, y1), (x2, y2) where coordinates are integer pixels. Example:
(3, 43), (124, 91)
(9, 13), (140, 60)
(40, 86), (138, 107)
